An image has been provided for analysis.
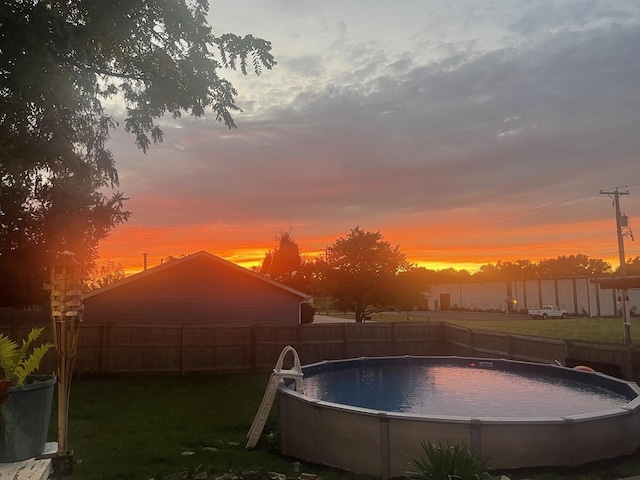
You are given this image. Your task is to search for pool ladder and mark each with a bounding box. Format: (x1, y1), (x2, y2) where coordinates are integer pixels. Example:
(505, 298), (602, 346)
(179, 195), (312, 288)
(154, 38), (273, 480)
(245, 345), (304, 449)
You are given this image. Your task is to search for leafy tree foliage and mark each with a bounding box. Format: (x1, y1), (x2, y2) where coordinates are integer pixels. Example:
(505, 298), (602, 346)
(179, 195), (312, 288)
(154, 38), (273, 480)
(161, 254), (188, 264)
(83, 261), (125, 292)
(426, 267), (472, 284)
(615, 256), (640, 276)
(260, 232), (311, 293)
(538, 254), (611, 278)
(476, 260), (536, 280)
(391, 267), (432, 313)
(0, 0), (275, 306)
(317, 227), (412, 322)
(471, 255), (612, 281)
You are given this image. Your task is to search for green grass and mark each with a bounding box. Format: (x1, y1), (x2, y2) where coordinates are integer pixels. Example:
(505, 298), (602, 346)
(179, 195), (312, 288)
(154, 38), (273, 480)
(344, 312), (640, 344)
(57, 374), (373, 480)
(51, 311), (640, 480)
(53, 372), (640, 480)
(440, 317), (636, 343)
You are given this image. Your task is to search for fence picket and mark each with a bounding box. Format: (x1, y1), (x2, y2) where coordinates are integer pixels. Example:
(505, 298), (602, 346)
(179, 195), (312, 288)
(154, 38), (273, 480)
(1, 311), (637, 381)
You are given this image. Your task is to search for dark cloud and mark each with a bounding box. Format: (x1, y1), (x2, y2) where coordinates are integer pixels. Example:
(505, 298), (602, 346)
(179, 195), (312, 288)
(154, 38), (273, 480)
(102, 1), (640, 269)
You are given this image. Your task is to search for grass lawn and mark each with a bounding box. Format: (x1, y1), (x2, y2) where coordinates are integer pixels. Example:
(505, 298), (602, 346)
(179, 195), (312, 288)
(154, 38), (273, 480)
(350, 312), (640, 344)
(442, 317), (640, 343)
(56, 372), (640, 480)
(59, 373), (373, 480)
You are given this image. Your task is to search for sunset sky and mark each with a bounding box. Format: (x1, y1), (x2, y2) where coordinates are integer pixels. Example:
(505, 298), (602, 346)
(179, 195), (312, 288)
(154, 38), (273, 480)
(100, 0), (640, 275)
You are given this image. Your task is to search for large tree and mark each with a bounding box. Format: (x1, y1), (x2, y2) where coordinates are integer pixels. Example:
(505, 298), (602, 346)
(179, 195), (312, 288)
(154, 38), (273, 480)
(318, 227), (411, 322)
(260, 232), (311, 293)
(0, 0), (275, 306)
(391, 267), (432, 314)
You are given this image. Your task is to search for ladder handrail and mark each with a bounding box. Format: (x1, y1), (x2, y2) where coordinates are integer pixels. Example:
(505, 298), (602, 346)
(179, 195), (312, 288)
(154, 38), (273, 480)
(245, 346), (304, 449)
(273, 345), (304, 392)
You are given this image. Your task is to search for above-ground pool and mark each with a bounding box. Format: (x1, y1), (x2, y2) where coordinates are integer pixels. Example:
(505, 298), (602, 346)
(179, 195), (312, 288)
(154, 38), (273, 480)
(278, 356), (640, 478)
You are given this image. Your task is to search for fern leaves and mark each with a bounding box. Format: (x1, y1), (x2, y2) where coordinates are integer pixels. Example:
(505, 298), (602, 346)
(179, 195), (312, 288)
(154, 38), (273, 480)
(0, 328), (53, 387)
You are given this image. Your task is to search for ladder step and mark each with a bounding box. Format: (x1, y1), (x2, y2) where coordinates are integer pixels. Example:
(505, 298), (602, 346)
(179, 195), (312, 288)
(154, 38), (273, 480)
(245, 346), (304, 449)
(246, 374), (279, 448)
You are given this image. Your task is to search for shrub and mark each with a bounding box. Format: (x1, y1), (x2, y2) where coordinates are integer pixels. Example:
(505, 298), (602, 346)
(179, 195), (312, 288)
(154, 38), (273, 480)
(301, 302), (315, 323)
(406, 440), (492, 480)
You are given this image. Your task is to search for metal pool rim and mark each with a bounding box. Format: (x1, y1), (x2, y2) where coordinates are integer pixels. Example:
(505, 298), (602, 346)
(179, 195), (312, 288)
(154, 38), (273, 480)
(278, 355), (640, 478)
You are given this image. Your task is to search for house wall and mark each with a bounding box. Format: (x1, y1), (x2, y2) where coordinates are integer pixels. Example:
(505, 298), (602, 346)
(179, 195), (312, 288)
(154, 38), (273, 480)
(430, 281), (507, 312)
(439, 282), (508, 311)
(428, 277), (640, 317)
(83, 256), (304, 325)
(575, 278), (590, 315)
(522, 280), (539, 308)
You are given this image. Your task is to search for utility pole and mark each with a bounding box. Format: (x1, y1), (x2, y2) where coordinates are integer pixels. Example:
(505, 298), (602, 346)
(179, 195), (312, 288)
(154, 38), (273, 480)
(600, 187), (631, 343)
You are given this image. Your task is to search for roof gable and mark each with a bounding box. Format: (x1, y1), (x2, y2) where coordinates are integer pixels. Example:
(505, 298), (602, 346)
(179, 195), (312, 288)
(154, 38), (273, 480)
(83, 250), (309, 300)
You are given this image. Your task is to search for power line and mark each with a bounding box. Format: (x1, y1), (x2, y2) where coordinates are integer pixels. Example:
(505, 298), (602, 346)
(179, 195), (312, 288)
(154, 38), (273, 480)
(416, 185), (639, 263)
(422, 190), (602, 239)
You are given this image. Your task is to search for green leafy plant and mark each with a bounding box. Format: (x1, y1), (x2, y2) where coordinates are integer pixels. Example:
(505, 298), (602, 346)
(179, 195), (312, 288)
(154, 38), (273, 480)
(0, 327), (53, 388)
(406, 440), (492, 480)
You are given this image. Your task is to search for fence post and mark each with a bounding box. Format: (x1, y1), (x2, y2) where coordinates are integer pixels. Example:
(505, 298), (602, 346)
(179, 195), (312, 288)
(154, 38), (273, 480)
(391, 322), (397, 355)
(506, 333), (513, 359)
(100, 322), (108, 373)
(180, 324), (185, 375)
(564, 340), (572, 365)
(626, 344), (635, 381)
(632, 345), (640, 383)
(250, 324), (257, 373)
(342, 323), (348, 359)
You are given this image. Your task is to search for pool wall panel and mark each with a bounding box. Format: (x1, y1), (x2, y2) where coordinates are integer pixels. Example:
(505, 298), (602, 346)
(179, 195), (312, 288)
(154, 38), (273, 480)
(387, 417), (472, 476)
(478, 420), (568, 468)
(279, 392), (320, 463)
(564, 411), (636, 465)
(278, 357), (640, 479)
(318, 406), (382, 475)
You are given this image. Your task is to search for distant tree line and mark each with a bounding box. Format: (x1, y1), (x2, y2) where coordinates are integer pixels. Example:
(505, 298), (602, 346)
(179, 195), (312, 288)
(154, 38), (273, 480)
(258, 228), (640, 322)
(429, 255), (640, 283)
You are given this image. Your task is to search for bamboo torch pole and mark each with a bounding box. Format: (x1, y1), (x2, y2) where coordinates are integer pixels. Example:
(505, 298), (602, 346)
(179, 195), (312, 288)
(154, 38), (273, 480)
(47, 252), (84, 455)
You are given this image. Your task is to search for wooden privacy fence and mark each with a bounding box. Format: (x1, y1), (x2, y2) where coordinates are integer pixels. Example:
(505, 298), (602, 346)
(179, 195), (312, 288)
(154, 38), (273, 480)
(443, 323), (639, 380)
(0, 321), (446, 375)
(3, 317), (640, 381)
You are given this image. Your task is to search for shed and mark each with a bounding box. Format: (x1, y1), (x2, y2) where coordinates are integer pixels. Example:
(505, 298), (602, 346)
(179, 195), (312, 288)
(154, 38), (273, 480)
(82, 250), (310, 325)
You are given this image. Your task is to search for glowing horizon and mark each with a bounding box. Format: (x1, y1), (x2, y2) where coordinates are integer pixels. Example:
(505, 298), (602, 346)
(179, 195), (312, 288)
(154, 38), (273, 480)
(93, 1), (639, 277)
(97, 221), (627, 279)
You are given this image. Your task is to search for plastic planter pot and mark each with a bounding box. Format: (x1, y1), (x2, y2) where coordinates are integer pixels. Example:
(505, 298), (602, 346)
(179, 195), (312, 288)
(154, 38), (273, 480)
(0, 375), (56, 463)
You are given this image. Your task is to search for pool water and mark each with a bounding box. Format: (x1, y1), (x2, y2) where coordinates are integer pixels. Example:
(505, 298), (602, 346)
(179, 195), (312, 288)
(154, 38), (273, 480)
(303, 362), (633, 417)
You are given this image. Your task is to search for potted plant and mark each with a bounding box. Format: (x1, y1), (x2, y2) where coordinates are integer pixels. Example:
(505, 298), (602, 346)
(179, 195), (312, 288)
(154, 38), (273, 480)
(0, 327), (55, 463)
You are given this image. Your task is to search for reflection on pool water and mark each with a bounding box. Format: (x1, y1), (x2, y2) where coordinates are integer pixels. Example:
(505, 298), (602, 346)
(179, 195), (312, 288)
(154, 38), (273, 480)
(303, 362), (635, 417)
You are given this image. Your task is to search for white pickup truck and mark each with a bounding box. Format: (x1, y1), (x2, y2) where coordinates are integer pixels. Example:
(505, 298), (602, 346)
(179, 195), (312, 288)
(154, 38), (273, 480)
(528, 305), (567, 319)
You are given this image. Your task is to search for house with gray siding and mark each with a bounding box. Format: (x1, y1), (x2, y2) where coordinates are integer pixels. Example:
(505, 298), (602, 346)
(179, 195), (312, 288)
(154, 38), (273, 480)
(83, 250), (310, 325)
